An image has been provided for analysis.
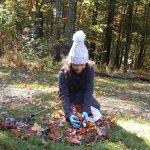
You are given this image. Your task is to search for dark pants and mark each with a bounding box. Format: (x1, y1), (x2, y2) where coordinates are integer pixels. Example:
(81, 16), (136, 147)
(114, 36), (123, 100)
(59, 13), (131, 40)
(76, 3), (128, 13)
(69, 92), (100, 110)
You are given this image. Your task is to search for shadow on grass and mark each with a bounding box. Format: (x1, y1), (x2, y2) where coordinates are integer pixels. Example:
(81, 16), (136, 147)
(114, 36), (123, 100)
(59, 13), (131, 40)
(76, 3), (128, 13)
(94, 77), (150, 99)
(106, 124), (150, 150)
(94, 77), (150, 110)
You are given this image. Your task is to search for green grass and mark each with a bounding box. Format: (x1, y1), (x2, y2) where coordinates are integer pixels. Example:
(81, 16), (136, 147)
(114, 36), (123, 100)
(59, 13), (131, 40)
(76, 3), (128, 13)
(0, 66), (150, 150)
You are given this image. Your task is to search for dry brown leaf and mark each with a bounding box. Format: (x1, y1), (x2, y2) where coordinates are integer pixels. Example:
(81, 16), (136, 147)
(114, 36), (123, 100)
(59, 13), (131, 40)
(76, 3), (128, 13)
(67, 136), (81, 145)
(10, 129), (19, 137)
(51, 110), (61, 119)
(48, 122), (60, 133)
(96, 126), (108, 139)
(10, 101), (17, 110)
(48, 133), (57, 140)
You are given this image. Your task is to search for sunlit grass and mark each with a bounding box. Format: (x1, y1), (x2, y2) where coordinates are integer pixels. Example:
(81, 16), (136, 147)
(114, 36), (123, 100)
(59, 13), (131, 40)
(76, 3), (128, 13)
(117, 119), (150, 141)
(8, 83), (58, 91)
(0, 72), (10, 77)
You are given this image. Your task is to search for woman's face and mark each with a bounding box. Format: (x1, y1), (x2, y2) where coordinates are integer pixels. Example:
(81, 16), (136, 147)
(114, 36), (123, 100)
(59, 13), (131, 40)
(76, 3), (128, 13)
(71, 64), (86, 74)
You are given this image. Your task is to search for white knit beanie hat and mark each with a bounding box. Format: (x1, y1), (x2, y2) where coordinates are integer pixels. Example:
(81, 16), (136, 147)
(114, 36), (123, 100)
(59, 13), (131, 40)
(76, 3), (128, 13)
(68, 30), (89, 64)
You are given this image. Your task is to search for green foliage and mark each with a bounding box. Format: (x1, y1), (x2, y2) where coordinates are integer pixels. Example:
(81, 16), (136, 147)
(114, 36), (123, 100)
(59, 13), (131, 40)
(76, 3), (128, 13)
(0, 0), (150, 71)
(39, 55), (55, 71)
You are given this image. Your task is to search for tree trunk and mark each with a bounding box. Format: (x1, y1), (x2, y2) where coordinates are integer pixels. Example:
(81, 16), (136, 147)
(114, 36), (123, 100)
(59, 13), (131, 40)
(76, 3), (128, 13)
(115, 7), (126, 69)
(123, 3), (134, 73)
(35, 0), (44, 38)
(64, 0), (77, 55)
(89, 3), (98, 60)
(136, 3), (149, 69)
(55, 0), (62, 61)
(55, 0), (61, 40)
(62, 0), (68, 37)
(101, 0), (116, 65)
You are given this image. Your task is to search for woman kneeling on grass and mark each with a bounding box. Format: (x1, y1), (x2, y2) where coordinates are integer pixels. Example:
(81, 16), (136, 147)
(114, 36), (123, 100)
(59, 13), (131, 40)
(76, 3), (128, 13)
(58, 30), (101, 129)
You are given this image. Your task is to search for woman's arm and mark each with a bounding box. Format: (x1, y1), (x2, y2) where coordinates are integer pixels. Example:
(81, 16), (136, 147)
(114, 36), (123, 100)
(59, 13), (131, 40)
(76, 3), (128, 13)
(58, 70), (73, 121)
(83, 66), (94, 113)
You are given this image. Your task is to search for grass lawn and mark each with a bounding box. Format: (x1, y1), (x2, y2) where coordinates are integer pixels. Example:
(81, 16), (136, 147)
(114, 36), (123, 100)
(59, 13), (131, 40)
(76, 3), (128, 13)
(0, 66), (150, 150)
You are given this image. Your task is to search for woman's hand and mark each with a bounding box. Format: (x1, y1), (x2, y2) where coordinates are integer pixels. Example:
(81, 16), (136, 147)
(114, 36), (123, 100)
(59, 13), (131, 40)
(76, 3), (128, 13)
(82, 112), (88, 120)
(69, 115), (81, 129)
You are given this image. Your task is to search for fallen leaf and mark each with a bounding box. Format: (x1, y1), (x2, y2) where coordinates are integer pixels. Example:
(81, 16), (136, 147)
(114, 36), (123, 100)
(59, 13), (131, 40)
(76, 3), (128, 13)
(67, 136), (81, 145)
(83, 134), (95, 143)
(54, 130), (61, 136)
(48, 122), (60, 133)
(96, 126), (108, 139)
(86, 121), (94, 127)
(51, 110), (62, 119)
(10, 129), (19, 137)
(25, 129), (37, 136)
(0, 121), (4, 129)
(48, 133), (57, 140)
(66, 128), (76, 136)
(31, 123), (41, 131)
(10, 101), (17, 110)
(77, 127), (86, 135)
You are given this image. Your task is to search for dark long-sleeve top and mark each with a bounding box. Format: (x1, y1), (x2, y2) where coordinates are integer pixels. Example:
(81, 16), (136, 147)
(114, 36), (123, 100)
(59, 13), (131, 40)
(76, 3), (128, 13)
(58, 64), (94, 120)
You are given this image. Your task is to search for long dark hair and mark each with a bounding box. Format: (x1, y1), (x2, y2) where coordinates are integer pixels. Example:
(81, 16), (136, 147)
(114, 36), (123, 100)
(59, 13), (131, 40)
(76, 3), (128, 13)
(63, 62), (93, 79)
(62, 62), (93, 92)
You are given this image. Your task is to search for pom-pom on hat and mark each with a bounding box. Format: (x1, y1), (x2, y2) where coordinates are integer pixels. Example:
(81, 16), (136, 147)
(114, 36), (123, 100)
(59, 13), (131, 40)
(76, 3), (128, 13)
(68, 30), (89, 64)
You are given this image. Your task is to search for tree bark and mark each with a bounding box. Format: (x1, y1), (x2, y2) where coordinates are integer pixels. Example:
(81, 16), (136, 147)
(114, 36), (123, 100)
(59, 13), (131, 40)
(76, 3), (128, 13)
(123, 3), (134, 73)
(34, 0), (44, 38)
(115, 7), (126, 69)
(136, 3), (149, 69)
(55, 0), (62, 61)
(55, 0), (61, 40)
(101, 0), (116, 65)
(89, 2), (98, 60)
(64, 0), (77, 55)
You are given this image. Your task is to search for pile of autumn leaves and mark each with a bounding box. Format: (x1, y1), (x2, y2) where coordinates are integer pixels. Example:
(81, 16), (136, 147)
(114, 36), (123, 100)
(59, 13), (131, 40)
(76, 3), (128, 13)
(0, 99), (115, 145)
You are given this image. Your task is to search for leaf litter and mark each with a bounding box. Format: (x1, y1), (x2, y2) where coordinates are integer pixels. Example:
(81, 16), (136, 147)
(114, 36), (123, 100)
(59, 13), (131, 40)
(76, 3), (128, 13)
(0, 99), (116, 145)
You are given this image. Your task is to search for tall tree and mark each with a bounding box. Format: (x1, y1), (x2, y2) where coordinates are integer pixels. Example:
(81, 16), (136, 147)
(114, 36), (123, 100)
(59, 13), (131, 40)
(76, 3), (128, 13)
(89, 0), (99, 60)
(101, 0), (116, 65)
(34, 0), (44, 38)
(123, 2), (134, 73)
(136, 3), (149, 69)
(54, 0), (62, 61)
(114, 6), (127, 69)
(64, 0), (77, 55)
(55, 0), (62, 40)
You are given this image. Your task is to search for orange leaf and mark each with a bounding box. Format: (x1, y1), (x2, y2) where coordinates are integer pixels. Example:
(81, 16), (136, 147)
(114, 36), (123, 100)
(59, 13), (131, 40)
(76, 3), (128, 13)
(86, 122), (94, 127)
(54, 130), (61, 136)
(10, 129), (19, 137)
(77, 127), (86, 135)
(52, 110), (61, 119)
